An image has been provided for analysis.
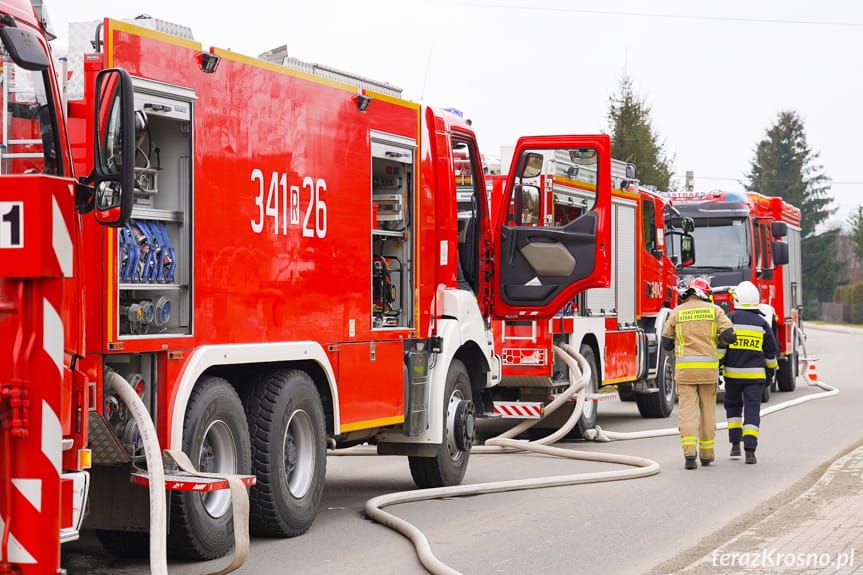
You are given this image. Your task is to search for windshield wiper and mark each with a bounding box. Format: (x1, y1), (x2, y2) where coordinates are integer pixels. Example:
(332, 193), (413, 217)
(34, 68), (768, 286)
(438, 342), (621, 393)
(689, 266), (737, 271)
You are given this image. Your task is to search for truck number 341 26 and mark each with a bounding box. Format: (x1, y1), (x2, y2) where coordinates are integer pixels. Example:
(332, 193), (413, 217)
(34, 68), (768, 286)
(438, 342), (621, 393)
(250, 169), (327, 239)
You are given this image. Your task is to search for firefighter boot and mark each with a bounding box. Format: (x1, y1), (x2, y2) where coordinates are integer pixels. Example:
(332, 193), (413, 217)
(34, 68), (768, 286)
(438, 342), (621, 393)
(745, 449), (757, 464)
(685, 456), (697, 470)
(700, 457), (713, 467)
(730, 443), (741, 457)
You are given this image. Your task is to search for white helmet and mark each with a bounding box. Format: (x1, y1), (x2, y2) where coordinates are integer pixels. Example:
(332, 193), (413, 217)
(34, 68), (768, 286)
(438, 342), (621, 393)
(733, 281), (760, 309)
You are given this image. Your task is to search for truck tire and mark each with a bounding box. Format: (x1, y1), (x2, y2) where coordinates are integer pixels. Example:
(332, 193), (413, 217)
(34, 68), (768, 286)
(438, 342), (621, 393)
(167, 377), (251, 560)
(576, 345), (599, 436)
(246, 369), (326, 537)
(761, 381), (771, 403)
(636, 347), (675, 418)
(777, 355), (797, 392)
(409, 359), (474, 488)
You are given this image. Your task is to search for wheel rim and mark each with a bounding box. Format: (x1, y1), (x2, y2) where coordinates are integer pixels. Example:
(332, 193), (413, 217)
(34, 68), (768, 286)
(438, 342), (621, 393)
(198, 419), (238, 518)
(282, 408), (316, 498)
(445, 389), (467, 462)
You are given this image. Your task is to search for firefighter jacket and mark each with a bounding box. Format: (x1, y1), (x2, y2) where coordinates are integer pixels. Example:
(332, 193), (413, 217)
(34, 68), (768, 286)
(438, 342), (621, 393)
(721, 308), (779, 382)
(661, 296), (736, 385)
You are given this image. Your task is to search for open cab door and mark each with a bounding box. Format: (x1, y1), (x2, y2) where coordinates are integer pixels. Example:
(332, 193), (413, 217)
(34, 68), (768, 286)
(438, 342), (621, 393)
(491, 135), (612, 319)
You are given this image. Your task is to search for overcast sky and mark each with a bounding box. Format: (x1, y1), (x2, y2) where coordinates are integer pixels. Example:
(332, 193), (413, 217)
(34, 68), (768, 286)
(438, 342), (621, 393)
(46, 0), (862, 230)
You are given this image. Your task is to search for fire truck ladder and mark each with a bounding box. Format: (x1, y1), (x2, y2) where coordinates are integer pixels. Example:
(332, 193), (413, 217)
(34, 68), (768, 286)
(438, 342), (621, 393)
(0, 64), (44, 174)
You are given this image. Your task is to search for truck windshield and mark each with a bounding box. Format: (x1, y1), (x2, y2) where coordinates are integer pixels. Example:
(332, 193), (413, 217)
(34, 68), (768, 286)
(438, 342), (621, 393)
(690, 217), (751, 269)
(1, 42), (60, 175)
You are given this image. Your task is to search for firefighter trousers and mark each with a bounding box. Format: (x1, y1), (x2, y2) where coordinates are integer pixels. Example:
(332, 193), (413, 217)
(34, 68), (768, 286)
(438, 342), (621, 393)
(724, 378), (762, 451)
(677, 382), (717, 459)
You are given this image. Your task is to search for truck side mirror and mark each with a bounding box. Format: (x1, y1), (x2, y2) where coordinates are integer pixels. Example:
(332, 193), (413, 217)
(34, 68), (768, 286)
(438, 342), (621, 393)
(92, 69), (135, 227)
(0, 27), (49, 71)
(519, 152), (544, 178)
(772, 240), (789, 266)
(678, 234), (695, 268)
(772, 221), (788, 238)
(515, 184), (541, 225)
(682, 217), (694, 233)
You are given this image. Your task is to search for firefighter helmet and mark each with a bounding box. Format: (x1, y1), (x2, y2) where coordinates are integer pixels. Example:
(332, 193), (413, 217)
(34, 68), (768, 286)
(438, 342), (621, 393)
(732, 281), (760, 309)
(682, 277), (712, 301)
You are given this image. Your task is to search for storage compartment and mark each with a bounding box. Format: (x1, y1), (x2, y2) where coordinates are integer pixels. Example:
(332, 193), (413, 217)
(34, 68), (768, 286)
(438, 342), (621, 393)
(371, 134), (415, 330)
(117, 80), (195, 337)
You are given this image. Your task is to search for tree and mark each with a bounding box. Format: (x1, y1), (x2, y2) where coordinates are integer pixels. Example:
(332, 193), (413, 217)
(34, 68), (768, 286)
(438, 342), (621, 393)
(745, 110), (838, 305)
(802, 230), (840, 303)
(849, 206), (863, 263)
(744, 110), (834, 239)
(607, 75), (675, 191)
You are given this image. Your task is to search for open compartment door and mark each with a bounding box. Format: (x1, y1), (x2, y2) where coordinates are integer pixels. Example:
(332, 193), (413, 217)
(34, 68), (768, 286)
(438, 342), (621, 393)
(491, 135), (612, 319)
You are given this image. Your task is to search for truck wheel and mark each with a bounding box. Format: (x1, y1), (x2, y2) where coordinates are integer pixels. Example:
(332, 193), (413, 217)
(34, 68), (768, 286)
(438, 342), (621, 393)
(409, 358), (474, 488)
(777, 355), (797, 392)
(168, 377), (251, 560)
(636, 347), (675, 418)
(246, 369), (326, 537)
(576, 345), (599, 436)
(761, 381), (771, 403)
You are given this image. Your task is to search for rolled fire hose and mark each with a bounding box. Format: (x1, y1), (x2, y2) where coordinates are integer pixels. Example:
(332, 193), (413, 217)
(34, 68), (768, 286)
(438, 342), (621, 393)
(584, 323), (838, 442)
(108, 371), (250, 575)
(106, 370), (168, 575)
(364, 343), (660, 575)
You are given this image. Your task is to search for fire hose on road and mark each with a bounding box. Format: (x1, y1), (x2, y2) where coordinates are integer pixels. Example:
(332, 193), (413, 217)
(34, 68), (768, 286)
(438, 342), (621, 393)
(363, 324), (839, 575)
(364, 342), (660, 575)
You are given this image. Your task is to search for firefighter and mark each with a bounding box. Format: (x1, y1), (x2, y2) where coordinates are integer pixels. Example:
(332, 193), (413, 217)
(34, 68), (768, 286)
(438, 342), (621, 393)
(662, 278), (736, 470)
(722, 281), (779, 464)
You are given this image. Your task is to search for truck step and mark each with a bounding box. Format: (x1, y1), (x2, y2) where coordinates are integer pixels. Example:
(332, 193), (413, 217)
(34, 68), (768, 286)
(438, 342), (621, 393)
(131, 470), (256, 492)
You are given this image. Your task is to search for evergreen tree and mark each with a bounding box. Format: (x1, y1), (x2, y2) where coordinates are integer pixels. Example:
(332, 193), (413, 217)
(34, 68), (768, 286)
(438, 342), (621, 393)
(848, 206), (863, 263)
(802, 230), (840, 303)
(745, 111), (838, 305)
(607, 75), (675, 191)
(745, 110), (834, 239)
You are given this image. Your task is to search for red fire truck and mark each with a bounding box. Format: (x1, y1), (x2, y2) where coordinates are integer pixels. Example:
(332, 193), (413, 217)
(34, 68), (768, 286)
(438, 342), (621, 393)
(667, 189), (803, 397)
(484, 154), (696, 435)
(0, 5), (617, 573)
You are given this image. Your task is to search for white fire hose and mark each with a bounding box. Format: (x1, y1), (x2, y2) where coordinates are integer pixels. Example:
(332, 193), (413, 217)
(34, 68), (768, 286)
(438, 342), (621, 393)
(364, 342), (660, 575)
(107, 372), (250, 575)
(105, 370), (168, 575)
(364, 324), (838, 575)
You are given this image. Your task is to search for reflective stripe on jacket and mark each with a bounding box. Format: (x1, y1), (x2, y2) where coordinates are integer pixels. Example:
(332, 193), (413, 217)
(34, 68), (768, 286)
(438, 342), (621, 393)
(661, 296), (734, 384)
(722, 308), (779, 382)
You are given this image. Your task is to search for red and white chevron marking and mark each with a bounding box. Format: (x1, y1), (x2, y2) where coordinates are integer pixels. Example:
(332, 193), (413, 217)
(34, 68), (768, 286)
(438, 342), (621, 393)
(52, 192), (74, 278)
(493, 402), (544, 419)
(1, 297), (64, 570)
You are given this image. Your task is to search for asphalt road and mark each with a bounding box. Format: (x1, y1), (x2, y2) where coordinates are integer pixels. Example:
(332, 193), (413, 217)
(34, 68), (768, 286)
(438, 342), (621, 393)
(63, 324), (860, 575)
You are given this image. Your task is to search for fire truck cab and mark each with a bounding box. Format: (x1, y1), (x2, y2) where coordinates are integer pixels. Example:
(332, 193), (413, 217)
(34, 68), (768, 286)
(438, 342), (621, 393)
(668, 189), (803, 395)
